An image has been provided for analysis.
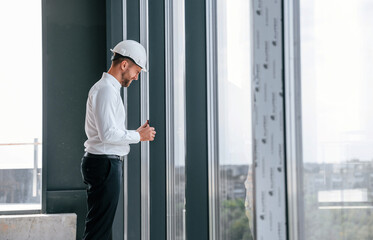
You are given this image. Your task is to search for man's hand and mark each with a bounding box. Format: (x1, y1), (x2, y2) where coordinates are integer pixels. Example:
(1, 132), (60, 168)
(136, 121), (156, 141)
(136, 121), (149, 132)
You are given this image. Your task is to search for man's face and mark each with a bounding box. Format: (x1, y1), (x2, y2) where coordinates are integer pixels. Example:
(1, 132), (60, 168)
(121, 61), (142, 87)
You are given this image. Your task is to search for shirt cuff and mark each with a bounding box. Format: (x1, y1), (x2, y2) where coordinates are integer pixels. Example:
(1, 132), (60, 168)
(127, 130), (141, 144)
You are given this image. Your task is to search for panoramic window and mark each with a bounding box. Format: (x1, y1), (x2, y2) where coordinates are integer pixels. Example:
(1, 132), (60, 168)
(301, 0), (373, 239)
(216, 0), (253, 239)
(0, 0), (42, 211)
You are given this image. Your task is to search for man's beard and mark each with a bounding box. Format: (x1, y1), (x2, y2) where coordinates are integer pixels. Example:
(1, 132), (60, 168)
(121, 73), (131, 87)
(122, 79), (131, 87)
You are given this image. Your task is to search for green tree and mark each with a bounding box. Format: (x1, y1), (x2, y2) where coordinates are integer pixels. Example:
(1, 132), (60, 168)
(221, 198), (253, 240)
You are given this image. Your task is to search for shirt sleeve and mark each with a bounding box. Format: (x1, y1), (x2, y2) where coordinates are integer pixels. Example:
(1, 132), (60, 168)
(92, 86), (140, 145)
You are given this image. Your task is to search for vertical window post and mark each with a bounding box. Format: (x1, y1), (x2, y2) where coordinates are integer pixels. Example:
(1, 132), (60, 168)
(140, 0), (150, 239)
(252, 0), (287, 239)
(284, 0), (304, 239)
(165, 0), (186, 239)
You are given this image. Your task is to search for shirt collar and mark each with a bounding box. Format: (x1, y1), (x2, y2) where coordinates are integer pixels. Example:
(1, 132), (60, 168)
(102, 72), (122, 91)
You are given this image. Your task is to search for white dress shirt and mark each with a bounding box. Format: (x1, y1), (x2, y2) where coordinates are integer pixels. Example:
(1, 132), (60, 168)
(84, 72), (140, 156)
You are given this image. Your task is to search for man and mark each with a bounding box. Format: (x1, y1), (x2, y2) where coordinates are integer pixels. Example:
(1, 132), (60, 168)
(81, 40), (156, 240)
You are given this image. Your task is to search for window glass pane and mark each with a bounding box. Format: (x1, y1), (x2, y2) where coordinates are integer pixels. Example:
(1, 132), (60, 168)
(0, 0), (42, 211)
(301, 0), (373, 239)
(217, 0), (253, 239)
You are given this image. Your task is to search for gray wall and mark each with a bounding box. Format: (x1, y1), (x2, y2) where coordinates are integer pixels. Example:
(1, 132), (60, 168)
(42, 0), (106, 238)
(148, 1), (167, 239)
(185, 0), (210, 239)
(126, 0), (142, 239)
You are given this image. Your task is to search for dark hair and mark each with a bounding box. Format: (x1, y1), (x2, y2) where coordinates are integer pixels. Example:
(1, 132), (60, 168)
(111, 53), (136, 66)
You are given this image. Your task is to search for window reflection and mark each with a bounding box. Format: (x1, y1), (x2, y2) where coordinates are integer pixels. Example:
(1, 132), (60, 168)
(217, 0), (253, 239)
(301, 0), (373, 239)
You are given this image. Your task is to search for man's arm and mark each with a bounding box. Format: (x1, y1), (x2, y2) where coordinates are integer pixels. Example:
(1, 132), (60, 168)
(93, 87), (140, 144)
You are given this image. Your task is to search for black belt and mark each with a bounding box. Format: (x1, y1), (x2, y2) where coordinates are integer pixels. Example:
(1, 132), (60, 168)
(84, 152), (125, 161)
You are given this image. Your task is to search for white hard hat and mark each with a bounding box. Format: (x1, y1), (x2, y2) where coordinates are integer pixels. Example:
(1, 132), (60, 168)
(110, 40), (147, 72)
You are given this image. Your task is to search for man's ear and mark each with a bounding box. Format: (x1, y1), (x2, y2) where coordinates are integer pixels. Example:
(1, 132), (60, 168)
(120, 60), (128, 71)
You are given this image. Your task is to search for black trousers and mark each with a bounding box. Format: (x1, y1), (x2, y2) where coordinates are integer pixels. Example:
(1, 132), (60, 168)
(81, 154), (123, 240)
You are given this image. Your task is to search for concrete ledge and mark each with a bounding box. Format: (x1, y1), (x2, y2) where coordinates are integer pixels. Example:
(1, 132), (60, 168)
(0, 213), (77, 240)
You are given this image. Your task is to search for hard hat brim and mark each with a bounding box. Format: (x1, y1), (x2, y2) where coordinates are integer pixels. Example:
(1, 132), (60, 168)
(110, 48), (147, 72)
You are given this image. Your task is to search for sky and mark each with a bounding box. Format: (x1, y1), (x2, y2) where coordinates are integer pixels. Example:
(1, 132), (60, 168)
(217, 0), (252, 166)
(301, 0), (373, 163)
(0, 0), (42, 169)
